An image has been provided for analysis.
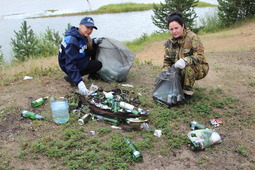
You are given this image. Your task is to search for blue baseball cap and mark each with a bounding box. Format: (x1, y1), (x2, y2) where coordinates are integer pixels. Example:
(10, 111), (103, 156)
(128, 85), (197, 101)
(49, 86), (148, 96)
(80, 17), (98, 30)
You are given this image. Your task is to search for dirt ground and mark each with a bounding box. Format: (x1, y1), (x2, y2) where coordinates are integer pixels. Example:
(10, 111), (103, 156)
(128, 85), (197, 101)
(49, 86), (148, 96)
(0, 21), (254, 169)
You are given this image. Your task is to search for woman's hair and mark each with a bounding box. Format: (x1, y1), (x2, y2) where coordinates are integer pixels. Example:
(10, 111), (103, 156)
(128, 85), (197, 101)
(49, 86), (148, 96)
(167, 11), (185, 27)
(86, 36), (93, 51)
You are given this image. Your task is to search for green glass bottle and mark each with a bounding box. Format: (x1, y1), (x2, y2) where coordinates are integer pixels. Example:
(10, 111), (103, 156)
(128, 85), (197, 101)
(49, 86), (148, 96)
(21, 110), (44, 120)
(95, 115), (119, 125)
(190, 121), (206, 130)
(31, 97), (47, 108)
(124, 138), (143, 162)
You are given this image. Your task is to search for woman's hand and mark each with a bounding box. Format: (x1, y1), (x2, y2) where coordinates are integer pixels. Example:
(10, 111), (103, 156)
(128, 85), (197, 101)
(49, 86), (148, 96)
(78, 81), (89, 96)
(174, 58), (186, 69)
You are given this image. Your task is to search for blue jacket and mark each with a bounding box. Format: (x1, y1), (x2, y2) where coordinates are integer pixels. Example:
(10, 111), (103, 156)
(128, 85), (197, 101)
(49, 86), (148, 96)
(58, 26), (90, 85)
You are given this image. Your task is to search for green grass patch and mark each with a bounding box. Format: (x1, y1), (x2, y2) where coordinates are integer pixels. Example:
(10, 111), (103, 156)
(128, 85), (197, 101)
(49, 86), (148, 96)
(19, 84), (244, 169)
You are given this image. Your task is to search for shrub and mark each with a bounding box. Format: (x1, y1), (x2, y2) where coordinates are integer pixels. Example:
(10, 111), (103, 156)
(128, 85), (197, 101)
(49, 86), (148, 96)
(11, 21), (38, 61)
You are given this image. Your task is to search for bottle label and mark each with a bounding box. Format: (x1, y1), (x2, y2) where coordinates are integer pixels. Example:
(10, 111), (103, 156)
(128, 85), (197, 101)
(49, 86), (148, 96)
(35, 98), (43, 103)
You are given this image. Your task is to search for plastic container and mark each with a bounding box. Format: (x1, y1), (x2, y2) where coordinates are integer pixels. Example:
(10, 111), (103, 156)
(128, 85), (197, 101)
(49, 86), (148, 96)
(187, 129), (222, 151)
(50, 97), (69, 124)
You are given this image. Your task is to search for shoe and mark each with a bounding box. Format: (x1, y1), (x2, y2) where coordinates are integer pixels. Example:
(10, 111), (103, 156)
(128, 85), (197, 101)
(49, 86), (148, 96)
(88, 73), (101, 80)
(184, 94), (192, 103)
(64, 75), (76, 87)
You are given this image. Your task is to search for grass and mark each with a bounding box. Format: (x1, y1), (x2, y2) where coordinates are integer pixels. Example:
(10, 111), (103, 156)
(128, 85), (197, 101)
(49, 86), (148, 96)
(27, 2), (217, 19)
(1, 75), (248, 169)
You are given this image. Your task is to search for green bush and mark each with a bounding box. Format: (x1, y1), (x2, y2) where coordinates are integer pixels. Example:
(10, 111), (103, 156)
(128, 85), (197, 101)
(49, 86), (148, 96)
(36, 27), (62, 57)
(11, 21), (38, 62)
(0, 45), (4, 66)
(218, 0), (255, 27)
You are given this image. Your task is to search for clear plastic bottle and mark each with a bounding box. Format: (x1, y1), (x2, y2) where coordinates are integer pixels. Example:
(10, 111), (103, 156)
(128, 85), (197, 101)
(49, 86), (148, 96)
(21, 110), (44, 119)
(50, 97), (69, 124)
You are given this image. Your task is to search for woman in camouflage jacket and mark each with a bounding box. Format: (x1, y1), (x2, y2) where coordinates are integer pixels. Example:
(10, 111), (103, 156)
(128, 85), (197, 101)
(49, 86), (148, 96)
(163, 12), (209, 98)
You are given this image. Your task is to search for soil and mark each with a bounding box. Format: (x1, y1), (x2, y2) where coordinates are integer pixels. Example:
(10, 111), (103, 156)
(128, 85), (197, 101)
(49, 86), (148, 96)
(0, 21), (254, 169)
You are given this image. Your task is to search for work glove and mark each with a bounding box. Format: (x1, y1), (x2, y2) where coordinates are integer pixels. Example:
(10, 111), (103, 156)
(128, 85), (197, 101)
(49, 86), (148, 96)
(174, 58), (186, 69)
(78, 81), (89, 96)
(93, 37), (104, 44)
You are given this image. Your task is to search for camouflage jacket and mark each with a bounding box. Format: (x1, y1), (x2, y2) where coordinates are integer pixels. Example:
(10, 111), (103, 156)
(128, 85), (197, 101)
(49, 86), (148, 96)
(163, 29), (208, 70)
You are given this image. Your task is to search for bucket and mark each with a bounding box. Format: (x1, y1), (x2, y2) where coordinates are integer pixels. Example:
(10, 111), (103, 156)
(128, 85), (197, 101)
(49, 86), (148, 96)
(50, 97), (69, 124)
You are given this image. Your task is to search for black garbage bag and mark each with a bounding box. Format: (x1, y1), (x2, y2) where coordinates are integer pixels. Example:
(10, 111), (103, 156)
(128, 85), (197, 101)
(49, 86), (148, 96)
(152, 66), (185, 105)
(95, 38), (135, 82)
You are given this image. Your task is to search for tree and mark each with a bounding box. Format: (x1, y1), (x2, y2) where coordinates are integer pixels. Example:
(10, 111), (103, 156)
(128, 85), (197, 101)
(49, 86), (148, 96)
(152, 0), (199, 31)
(0, 45), (4, 66)
(11, 21), (38, 61)
(36, 27), (62, 57)
(218, 0), (255, 27)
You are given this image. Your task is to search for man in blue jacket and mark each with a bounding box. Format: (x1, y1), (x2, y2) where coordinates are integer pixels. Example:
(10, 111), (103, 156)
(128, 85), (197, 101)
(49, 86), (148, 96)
(58, 17), (103, 95)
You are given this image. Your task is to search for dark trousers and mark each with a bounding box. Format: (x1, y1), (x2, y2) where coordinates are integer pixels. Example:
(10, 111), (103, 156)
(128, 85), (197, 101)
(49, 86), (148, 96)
(80, 60), (102, 76)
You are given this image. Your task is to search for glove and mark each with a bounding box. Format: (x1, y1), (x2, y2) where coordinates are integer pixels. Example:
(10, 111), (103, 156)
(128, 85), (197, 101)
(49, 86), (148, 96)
(78, 81), (88, 96)
(174, 58), (186, 69)
(93, 37), (104, 44)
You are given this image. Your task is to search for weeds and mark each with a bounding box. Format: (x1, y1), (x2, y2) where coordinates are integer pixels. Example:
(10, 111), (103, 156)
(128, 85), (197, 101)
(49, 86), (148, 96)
(235, 145), (249, 157)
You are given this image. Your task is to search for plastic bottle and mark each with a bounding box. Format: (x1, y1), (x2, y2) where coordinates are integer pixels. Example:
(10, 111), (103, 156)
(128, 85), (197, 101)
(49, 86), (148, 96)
(119, 102), (147, 115)
(94, 115), (119, 125)
(50, 97), (69, 124)
(190, 121), (206, 130)
(187, 129), (222, 151)
(124, 138), (143, 162)
(78, 113), (91, 125)
(31, 97), (47, 108)
(21, 110), (44, 119)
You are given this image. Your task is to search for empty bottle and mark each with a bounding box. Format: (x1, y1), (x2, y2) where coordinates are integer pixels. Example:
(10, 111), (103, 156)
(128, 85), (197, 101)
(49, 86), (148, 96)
(31, 97), (47, 108)
(124, 138), (143, 162)
(50, 97), (69, 124)
(21, 110), (44, 120)
(119, 101), (146, 115)
(190, 121), (206, 130)
(94, 115), (119, 125)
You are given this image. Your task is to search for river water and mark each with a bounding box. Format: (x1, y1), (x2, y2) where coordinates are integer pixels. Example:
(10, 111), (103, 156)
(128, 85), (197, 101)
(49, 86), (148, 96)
(0, 0), (218, 62)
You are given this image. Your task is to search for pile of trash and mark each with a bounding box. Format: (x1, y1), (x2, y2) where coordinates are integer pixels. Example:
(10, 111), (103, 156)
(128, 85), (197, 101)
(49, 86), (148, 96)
(187, 120), (223, 151)
(76, 87), (150, 131)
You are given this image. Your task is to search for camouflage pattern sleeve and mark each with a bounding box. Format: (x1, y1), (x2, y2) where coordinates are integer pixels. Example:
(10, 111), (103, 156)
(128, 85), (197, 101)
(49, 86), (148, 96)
(186, 32), (207, 65)
(163, 39), (175, 70)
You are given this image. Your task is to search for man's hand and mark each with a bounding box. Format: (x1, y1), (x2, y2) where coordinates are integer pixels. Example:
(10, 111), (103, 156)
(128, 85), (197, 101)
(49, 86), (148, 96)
(93, 37), (104, 44)
(174, 58), (186, 69)
(78, 81), (88, 96)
